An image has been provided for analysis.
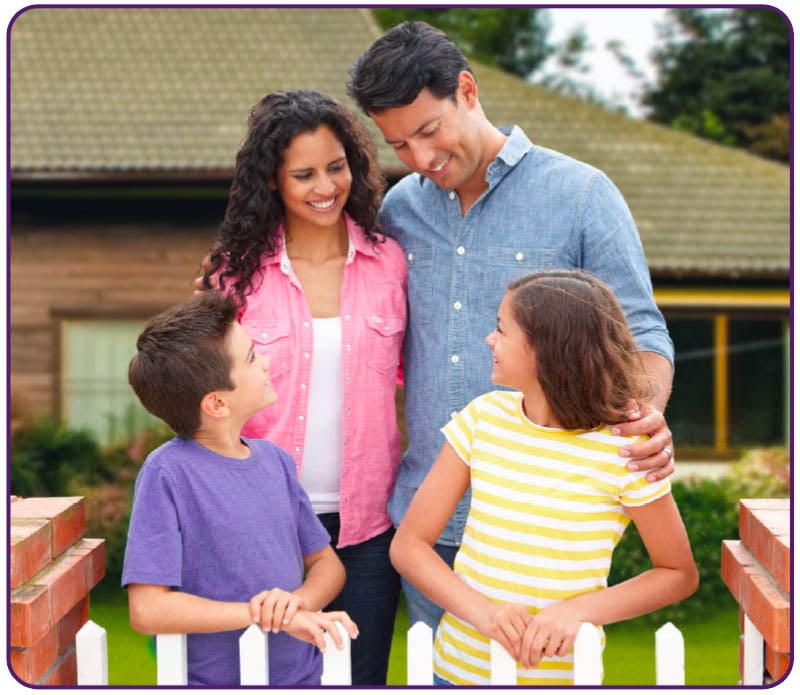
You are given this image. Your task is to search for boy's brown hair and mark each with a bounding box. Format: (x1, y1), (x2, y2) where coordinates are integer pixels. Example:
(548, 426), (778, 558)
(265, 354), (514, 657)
(129, 291), (240, 438)
(508, 269), (653, 430)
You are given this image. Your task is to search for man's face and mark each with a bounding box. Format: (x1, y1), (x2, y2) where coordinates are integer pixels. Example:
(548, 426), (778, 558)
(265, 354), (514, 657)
(369, 73), (485, 194)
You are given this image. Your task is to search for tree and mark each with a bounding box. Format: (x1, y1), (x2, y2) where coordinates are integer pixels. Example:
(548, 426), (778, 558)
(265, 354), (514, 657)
(644, 8), (790, 162)
(372, 8), (554, 79)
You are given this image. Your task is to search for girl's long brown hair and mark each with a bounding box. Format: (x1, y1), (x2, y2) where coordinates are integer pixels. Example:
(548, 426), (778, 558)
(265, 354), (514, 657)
(508, 270), (653, 430)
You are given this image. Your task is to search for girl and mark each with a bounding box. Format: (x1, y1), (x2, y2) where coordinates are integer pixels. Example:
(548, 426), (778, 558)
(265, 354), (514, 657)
(390, 269), (697, 686)
(202, 90), (406, 685)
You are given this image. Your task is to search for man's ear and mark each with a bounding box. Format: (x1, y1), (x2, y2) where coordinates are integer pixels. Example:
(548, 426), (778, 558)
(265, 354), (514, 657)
(457, 70), (479, 108)
(200, 391), (230, 420)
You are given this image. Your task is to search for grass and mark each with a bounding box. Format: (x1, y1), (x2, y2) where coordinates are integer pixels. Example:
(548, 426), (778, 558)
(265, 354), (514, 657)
(90, 579), (739, 686)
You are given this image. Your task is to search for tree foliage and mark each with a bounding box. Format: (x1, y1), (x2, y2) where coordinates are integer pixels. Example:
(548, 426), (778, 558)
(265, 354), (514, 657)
(372, 8), (554, 79)
(645, 8), (790, 162)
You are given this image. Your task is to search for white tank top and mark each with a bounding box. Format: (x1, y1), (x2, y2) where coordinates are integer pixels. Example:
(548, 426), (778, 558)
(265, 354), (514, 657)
(299, 317), (343, 514)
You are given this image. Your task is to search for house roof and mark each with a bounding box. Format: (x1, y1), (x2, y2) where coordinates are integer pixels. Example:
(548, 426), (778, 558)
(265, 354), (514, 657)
(9, 7), (789, 279)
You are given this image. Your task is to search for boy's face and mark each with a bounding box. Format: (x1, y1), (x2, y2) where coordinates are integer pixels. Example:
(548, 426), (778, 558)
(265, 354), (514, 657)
(369, 72), (485, 195)
(223, 321), (277, 417)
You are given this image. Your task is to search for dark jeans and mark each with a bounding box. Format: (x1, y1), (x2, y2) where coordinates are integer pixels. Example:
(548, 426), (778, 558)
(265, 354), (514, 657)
(317, 513), (401, 686)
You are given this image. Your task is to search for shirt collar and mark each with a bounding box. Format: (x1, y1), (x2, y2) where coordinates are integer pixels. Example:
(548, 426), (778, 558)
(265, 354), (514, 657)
(269, 212), (375, 274)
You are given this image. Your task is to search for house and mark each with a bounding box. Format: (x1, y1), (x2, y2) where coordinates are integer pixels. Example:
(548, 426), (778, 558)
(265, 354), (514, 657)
(9, 7), (790, 454)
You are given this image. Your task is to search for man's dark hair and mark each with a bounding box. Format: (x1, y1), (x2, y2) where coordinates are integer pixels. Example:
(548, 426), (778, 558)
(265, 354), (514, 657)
(129, 291), (240, 438)
(347, 21), (473, 114)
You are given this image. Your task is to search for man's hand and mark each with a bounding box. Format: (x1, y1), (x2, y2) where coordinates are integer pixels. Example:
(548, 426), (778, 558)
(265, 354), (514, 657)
(282, 610), (359, 652)
(611, 402), (674, 482)
(193, 253), (216, 295)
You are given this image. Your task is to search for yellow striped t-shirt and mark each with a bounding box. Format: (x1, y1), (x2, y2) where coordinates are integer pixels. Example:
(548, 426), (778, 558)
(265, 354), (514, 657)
(433, 390), (670, 685)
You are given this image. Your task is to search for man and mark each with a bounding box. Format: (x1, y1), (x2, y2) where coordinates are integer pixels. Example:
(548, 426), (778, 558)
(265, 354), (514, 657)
(347, 21), (676, 630)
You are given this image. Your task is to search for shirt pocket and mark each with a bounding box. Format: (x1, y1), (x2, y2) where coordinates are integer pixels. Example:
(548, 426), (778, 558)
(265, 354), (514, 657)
(240, 319), (292, 379)
(404, 246), (434, 326)
(365, 314), (405, 375)
(482, 247), (558, 316)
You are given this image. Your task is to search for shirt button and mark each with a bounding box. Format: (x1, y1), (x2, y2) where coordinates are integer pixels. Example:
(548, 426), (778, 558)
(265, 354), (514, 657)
(407, 252), (414, 262)
(261, 332), (268, 338)
(303, 352), (310, 359)
(303, 321), (310, 327)
(301, 383), (307, 390)
(448, 191), (456, 200)
(345, 344), (351, 351)
(451, 355), (460, 364)
(453, 301), (462, 310)
(515, 252), (525, 261)
(346, 375), (352, 382)
(345, 314), (351, 320)
(345, 407), (351, 415)
(298, 415), (304, 421)
(456, 246), (465, 255)
(451, 411), (458, 419)
(294, 446), (301, 453)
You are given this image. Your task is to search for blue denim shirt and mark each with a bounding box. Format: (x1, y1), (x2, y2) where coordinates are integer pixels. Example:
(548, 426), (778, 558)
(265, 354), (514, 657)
(381, 126), (673, 545)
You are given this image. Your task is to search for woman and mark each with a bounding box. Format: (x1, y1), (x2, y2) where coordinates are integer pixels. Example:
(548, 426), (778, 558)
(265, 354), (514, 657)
(202, 90), (406, 685)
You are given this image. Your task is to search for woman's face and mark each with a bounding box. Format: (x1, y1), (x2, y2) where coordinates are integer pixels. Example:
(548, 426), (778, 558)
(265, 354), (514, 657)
(273, 124), (352, 231)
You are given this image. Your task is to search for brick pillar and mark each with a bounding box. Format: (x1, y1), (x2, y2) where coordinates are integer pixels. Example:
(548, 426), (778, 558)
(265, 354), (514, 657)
(721, 498), (790, 684)
(10, 496), (106, 686)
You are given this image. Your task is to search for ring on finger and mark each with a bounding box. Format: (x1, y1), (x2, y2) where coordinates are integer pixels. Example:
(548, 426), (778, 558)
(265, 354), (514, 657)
(662, 446), (673, 459)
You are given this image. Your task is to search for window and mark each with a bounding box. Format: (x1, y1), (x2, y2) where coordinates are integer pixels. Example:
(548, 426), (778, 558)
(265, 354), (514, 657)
(61, 320), (159, 446)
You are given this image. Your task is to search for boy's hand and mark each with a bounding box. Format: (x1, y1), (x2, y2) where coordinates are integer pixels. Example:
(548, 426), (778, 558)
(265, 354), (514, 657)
(518, 602), (582, 669)
(250, 589), (306, 633)
(474, 601), (531, 662)
(282, 610), (359, 652)
(193, 253), (216, 295)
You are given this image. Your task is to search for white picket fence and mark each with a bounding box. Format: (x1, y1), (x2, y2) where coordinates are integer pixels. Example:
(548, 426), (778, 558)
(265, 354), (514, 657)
(74, 618), (724, 686)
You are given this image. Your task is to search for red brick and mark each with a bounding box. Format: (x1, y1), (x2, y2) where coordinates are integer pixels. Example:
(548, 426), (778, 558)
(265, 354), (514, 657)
(773, 534), (790, 594)
(9, 625), (58, 684)
(741, 571), (790, 652)
(721, 540), (757, 603)
(68, 538), (106, 590)
(740, 505), (791, 590)
(41, 646), (77, 686)
(11, 497), (86, 557)
(56, 597), (90, 653)
(10, 585), (51, 647)
(32, 551), (89, 625)
(740, 498), (790, 512)
(764, 644), (790, 682)
(10, 518), (52, 588)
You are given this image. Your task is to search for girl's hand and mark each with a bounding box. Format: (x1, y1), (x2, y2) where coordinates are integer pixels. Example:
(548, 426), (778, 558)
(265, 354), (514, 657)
(250, 588), (306, 633)
(518, 602), (583, 669)
(282, 610), (359, 652)
(474, 602), (531, 662)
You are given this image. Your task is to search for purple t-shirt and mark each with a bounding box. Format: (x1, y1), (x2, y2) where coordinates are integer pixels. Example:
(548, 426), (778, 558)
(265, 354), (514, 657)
(122, 437), (330, 686)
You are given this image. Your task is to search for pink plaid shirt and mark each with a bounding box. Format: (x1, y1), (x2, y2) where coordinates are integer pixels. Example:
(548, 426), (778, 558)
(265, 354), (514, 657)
(240, 214), (407, 548)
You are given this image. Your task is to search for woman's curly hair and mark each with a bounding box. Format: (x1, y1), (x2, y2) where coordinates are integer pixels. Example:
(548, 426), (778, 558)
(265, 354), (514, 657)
(203, 90), (386, 300)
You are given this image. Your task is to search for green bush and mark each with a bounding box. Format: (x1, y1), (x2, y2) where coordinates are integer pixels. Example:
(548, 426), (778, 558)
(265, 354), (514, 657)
(609, 449), (789, 625)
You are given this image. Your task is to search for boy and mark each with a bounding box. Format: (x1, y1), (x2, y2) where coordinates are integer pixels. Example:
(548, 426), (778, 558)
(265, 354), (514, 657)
(122, 291), (357, 686)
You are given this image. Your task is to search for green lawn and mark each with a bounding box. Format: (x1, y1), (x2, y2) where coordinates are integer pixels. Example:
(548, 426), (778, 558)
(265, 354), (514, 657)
(90, 581), (739, 686)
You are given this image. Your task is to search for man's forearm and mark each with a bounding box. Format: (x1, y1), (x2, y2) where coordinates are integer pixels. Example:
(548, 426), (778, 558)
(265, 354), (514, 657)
(639, 351), (673, 413)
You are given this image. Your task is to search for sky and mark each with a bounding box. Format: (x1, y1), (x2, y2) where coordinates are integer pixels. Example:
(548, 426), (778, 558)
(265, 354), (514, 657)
(540, 7), (669, 117)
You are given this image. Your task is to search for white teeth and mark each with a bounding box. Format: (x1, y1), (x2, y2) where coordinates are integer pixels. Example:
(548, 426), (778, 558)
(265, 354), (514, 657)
(431, 159), (448, 173)
(309, 198), (336, 210)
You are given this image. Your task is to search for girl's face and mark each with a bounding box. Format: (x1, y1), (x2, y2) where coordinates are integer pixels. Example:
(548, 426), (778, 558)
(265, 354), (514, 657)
(273, 125), (352, 230)
(485, 291), (539, 391)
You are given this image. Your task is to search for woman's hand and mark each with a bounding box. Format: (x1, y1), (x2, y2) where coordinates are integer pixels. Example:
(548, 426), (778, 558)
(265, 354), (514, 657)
(282, 609), (359, 652)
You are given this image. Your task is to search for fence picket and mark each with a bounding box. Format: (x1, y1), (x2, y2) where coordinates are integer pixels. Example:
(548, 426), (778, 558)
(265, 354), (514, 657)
(156, 633), (188, 685)
(573, 622), (603, 685)
(239, 624), (269, 685)
(75, 620), (108, 685)
(406, 621), (434, 685)
(742, 614), (765, 685)
(321, 622), (352, 685)
(489, 639), (517, 684)
(655, 622), (684, 685)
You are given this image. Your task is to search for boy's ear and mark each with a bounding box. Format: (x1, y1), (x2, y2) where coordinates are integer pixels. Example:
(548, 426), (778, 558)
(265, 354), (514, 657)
(199, 391), (230, 420)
